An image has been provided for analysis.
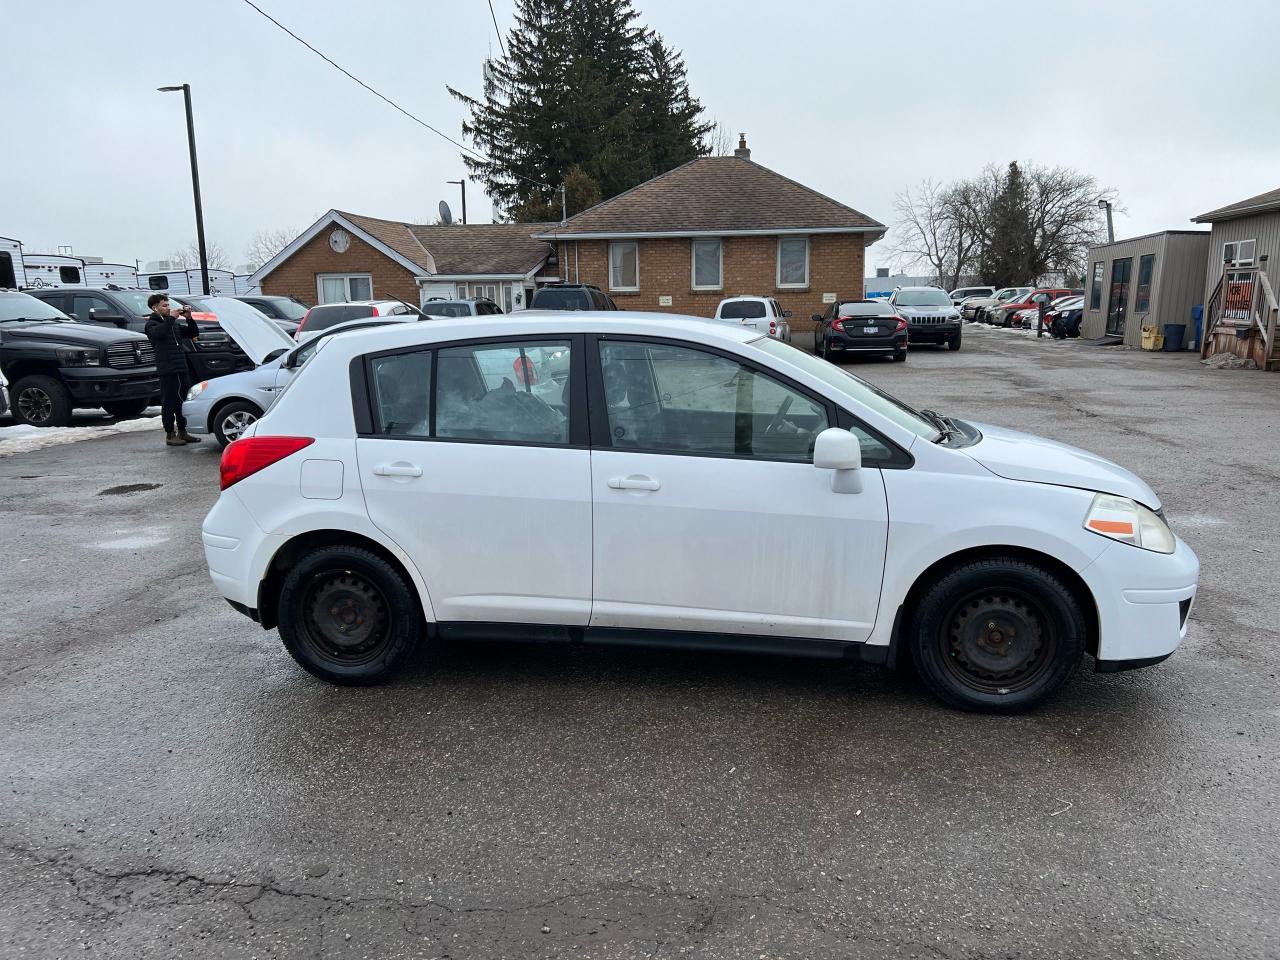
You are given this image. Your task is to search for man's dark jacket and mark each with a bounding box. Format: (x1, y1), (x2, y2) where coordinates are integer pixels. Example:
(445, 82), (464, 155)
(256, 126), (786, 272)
(144, 311), (198, 375)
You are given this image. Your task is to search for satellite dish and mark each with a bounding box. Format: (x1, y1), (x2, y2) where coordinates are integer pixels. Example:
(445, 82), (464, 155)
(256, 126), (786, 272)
(438, 201), (453, 225)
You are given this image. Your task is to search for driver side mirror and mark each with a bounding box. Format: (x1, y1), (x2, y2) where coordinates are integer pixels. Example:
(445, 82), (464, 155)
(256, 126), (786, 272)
(782, 310), (793, 318)
(810, 314), (823, 323)
(813, 427), (862, 494)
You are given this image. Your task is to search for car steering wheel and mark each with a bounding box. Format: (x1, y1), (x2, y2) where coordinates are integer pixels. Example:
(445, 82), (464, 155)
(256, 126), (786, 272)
(764, 395), (794, 436)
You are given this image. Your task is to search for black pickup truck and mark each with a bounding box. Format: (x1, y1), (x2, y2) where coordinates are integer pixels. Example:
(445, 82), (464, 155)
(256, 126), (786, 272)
(0, 291), (159, 426)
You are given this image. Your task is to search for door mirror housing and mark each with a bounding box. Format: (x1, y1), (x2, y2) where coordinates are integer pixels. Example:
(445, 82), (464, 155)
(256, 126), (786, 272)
(782, 310), (793, 318)
(812, 427), (862, 494)
(90, 309), (126, 325)
(810, 313), (823, 323)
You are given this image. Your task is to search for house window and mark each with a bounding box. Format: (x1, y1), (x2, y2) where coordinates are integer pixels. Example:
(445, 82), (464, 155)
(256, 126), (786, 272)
(317, 273), (372, 303)
(776, 237), (809, 288)
(1089, 261), (1104, 310)
(1135, 254), (1155, 313)
(470, 283), (498, 302)
(1223, 239), (1256, 267)
(609, 241), (639, 291)
(691, 239), (722, 289)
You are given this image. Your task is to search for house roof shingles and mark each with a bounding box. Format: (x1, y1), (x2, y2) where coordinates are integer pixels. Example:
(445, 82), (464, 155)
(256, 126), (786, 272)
(339, 211), (555, 276)
(1194, 187), (1280, 223)
(533, 157), (885, 238)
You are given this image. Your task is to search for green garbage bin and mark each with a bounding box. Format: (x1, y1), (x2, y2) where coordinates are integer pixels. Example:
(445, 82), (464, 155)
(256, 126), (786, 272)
(1162, 324), (1186, 352)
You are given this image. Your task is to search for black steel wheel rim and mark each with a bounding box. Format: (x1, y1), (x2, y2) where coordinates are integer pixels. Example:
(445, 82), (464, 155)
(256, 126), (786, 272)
(18, 387), (53, 424)
(939, 586), (1058, 695)
(298, 568), (391, 666)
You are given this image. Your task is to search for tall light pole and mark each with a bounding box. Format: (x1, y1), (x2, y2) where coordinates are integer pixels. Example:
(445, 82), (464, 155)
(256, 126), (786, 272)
(158, 84), (209, 294)
(1098, 199), (1115, 244)
(446, 179), (467, 224)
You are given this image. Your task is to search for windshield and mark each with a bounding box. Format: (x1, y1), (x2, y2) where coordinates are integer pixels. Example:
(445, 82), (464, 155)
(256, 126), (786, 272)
(719, 300), (767, 319)
(108, 291), (157, 316)
(0, 294), (72, 322)
(263, 298), (308, 320)
(420, 301), (474, 317)
(754, 337), (940, 442)
(894, 289), (952, 307)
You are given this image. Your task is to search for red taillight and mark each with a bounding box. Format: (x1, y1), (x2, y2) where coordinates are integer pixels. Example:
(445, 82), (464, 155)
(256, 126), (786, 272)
(831, 319), (845, 332)
(296, 309), (312, 334)
(370, 305), (381, 317)
(220, 436), (314, 490)
(896, 317), (908, 331)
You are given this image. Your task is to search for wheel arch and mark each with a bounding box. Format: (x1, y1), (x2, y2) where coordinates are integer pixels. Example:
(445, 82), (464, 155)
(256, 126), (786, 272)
(894, 544), (1100, 660)
(257, 528), (431, 632)
(207, 394), (263, 433)
(5, 359), (63, 383)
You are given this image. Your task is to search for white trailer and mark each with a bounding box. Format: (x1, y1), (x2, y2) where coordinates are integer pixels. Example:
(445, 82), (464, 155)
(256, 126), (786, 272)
(82, 262), (140, 288)
(21, 254), (85, 289)
(232, 274), (260, 295)
(0, 236), (27, 289)
(138, 268), (237, 295)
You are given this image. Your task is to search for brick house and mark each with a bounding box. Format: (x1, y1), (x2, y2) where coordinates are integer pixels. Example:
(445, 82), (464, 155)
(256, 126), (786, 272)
(250, 210), (560, 312)
(532, 137), (885, 332)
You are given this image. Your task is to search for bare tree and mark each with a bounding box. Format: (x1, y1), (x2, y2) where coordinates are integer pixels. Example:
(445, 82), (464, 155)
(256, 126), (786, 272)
(243, 228), (297, 269)
(706, 120), (734, 157)
(166, 240), (232, 271)
(889, 180), (981, 290)
(1023, 164), (1116, 281)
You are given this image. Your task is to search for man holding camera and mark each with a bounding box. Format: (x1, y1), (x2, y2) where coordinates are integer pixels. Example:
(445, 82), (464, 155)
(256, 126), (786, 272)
(144, 293), (202, 447)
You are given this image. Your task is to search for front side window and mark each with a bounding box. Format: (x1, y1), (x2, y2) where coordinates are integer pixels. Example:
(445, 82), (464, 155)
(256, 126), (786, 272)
(71, 295), (115, 324)
(1135, 254), (1155, 312)
(609, 242), (639, 291)
(1089, 262), (1104, 310)
(318, 273), (372, 303)
(598, 340), (828, 462)
(370, 350), (432, 437)
(691, 239), (722, 289)
(436, 340), (571, 444)
(777, 237), (809, 288)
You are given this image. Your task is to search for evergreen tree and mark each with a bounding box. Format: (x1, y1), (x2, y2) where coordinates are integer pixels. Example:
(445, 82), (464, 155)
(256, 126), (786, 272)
(979, 162), (1037, 288)
(450, 0), (711, 222)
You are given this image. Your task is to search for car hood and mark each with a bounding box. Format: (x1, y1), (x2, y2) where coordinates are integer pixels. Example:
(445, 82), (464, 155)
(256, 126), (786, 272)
(198, 297), (295, 364)
(962, 421), (1160, 508)
(0, 320), (147, 344)
(896, 304), (958, 315)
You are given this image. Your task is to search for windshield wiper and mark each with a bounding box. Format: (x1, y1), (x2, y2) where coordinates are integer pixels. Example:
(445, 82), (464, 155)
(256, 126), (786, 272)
(919, 408), (957, 442)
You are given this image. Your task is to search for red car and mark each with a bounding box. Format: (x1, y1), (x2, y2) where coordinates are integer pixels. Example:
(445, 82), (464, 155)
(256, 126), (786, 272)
(989, 288), (1082, 327)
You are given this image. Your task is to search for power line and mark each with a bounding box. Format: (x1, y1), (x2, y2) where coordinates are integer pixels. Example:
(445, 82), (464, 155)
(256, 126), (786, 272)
(239, 0), (551, 190)
(486, 0), (509, 59)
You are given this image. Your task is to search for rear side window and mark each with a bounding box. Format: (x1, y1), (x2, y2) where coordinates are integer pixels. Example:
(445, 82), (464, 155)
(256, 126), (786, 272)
(437, 341), (571, 444)
(308, 304), (376, 331)
(370, 351), (432, 437)
(719, 300), (767, 319)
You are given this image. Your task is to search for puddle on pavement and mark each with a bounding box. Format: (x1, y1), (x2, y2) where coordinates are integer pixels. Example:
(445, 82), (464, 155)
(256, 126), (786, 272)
(97, 483), (163, 496)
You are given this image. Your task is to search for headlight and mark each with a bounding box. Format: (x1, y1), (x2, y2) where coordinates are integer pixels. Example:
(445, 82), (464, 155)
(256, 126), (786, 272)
(1084, 493), (1175, 554)
(55, 347), (100, 367)
(186, 381), (209, 401)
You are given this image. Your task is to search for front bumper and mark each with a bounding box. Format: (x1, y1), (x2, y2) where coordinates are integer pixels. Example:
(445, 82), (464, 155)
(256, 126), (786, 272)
(181, 395), (215, 435)
(1081, 534), (1199, 666)
(63, 368), (160, 402)
(907, 323), (961, 344)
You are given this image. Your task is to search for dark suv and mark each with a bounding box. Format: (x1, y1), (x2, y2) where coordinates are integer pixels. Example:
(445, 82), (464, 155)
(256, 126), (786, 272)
(530, 284), (618, 311)
(27, 287), (253, 381)
(0, 291), (159, 426)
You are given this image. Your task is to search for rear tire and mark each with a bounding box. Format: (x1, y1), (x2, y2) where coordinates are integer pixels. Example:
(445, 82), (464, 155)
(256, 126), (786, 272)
(277, 545), (420, 685)
(909, 558), (1085, 713)
(211, 399), (262, 448)
(892, 346), (907, 362)
(12, 374), (72, 427)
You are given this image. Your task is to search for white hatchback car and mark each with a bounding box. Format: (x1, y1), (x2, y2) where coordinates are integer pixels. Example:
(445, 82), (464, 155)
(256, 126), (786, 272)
(202, 313), (1198, 712)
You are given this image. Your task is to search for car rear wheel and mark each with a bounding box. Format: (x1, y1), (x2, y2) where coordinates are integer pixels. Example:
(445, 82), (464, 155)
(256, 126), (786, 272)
(892, 346), (907, 362)
(12, 375), (72, 427)
(212, 400), (262, 448)
(909, 558), (1085, 713)
(277, 545), (420, 685)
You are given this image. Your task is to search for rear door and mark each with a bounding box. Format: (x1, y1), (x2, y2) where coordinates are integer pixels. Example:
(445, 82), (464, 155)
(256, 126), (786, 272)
(356, 335), (592, 625)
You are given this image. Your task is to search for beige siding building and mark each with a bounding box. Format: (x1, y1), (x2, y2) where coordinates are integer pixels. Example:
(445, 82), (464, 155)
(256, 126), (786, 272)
(1081, 231), (1209, 347)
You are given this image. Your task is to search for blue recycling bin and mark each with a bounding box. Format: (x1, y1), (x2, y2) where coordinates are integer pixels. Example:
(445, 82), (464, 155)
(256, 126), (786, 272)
(1162, 323), (1186, 352)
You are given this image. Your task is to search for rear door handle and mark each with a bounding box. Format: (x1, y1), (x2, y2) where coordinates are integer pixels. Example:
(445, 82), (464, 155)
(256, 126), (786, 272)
(608, 475), (660, 491)
(372, 462), (422, 478)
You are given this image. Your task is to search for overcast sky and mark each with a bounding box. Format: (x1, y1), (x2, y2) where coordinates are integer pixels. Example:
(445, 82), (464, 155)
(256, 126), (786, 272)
(6, 0), (1279, 273)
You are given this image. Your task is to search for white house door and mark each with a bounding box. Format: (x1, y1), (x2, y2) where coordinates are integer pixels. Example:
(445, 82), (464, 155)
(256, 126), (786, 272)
(356, 338), (592, 625)
(587, 338), (889, 642)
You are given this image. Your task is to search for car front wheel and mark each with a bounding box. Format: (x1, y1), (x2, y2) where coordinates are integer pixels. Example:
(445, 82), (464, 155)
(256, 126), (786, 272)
(948, 333), (962, 351)
(212, 400), (262, 448)
(277, 545), (420, 685)
(102, 399), (150, 419)
(12, 375), (72, 427)
(909, 557), (1086, 712)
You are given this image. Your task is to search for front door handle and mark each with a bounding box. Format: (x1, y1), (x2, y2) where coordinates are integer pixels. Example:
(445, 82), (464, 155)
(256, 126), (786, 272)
(372, 462), (422, 478)
(608, 475), (660, 491)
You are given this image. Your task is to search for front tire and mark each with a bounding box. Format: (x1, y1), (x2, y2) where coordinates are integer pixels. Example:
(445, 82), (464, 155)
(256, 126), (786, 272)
(909, 558), (1085, 713)
(212, 399), (262, 448)
(12, 374), (72, 427)
(948, 333), (962, 351)
(277, 545), (420, 685)
(102, 399), (150, 419)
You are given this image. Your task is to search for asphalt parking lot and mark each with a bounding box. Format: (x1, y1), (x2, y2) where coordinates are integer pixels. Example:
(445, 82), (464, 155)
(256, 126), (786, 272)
(2, 326), (1278, 959)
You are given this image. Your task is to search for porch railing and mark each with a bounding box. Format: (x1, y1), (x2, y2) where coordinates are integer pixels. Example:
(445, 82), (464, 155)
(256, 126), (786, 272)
(1201, 265), (1279, 369)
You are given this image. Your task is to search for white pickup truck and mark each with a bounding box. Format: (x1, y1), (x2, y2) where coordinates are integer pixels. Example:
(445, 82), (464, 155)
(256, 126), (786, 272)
(712, 296), (792, 342)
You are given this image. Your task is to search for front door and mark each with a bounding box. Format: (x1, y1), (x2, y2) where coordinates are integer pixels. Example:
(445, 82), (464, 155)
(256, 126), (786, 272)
(1107, 258), (1132, 336)
(588, 338), (889, 642)
(356, 336), (591, 625)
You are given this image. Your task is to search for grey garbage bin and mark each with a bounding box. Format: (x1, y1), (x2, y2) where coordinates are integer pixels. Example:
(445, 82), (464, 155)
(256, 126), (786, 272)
(1162, 324), (1187, 352)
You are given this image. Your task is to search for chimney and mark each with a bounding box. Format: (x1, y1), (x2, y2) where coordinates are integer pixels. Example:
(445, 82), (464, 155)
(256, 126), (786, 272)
(733, 133), (751, 161)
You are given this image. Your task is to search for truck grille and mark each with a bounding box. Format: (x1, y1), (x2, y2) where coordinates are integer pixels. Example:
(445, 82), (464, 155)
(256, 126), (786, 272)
(105, 340), (156, 368)
(911, 315), (951, 325)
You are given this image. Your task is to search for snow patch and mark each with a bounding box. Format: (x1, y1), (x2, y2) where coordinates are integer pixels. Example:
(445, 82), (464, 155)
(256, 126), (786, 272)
(0, 412), (161, 457)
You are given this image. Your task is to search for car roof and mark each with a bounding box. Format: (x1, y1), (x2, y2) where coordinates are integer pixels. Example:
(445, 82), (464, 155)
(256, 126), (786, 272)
(720, 295), (769, 301)
(894, 286), (946, 292)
